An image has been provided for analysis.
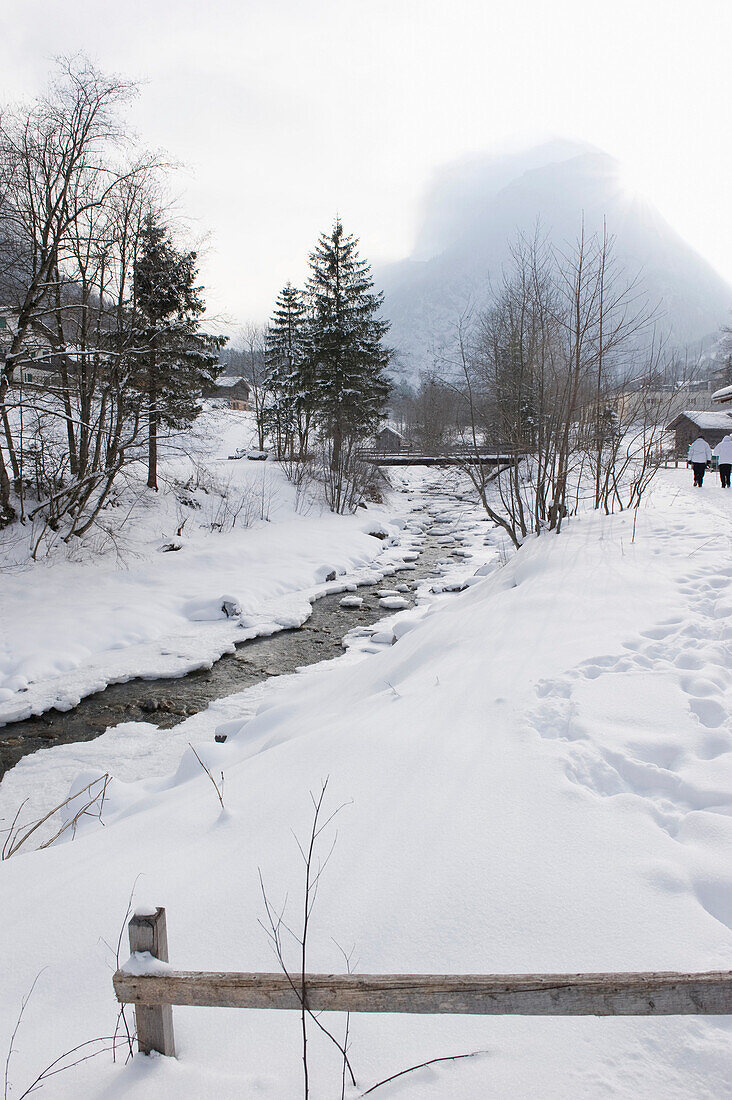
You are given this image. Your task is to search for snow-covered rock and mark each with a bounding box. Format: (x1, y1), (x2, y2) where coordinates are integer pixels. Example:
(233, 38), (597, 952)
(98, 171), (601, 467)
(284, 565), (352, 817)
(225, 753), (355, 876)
(183, 595), (242, 621)
(378, 595), (409, 609)
(339, 596), (363, 609)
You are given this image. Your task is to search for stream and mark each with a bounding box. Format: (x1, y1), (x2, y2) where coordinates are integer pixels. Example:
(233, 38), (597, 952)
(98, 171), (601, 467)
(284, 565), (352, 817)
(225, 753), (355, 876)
(0, 487), (493, 779)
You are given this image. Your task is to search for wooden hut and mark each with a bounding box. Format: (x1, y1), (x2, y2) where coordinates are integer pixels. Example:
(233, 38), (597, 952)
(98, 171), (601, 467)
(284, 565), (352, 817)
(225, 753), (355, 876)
(666, 410), (732, 456)
(374, 426), (403, 453)
(208, 376), (251, 411)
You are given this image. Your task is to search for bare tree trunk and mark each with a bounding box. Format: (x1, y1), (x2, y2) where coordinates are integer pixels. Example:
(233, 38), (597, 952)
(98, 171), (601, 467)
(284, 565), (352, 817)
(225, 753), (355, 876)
(0, 440), (13, 522)
(331, 417), (343, 472)
(147, 354), (158, 490)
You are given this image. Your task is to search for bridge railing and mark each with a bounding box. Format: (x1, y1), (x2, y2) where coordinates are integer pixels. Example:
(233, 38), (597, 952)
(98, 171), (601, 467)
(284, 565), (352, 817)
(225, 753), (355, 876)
(359, 448), (517, 466)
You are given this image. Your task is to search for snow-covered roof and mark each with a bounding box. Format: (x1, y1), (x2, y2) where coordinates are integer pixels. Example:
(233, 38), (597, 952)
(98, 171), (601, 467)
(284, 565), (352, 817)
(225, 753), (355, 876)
(712, 384), (732, 404)
(216, 375), (249, 388)
(668, 410), (732, 430)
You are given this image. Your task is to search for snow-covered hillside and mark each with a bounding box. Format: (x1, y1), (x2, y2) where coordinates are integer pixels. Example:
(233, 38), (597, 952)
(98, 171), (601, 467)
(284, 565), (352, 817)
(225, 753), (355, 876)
(1, 466), (730, 1098)
(378, 141), (732, 377)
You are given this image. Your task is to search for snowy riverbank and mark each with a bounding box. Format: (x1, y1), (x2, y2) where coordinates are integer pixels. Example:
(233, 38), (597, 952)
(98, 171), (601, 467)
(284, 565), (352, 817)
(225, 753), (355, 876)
(0, 409), (412, 724)
(0, 466), (500, 820)
(1, 466), (731, 1098)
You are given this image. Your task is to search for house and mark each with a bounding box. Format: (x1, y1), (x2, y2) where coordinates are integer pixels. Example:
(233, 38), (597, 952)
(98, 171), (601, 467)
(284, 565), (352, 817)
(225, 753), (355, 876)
(373, 426), (403, 453)
(615, 379), (720, 423)
(668, 379), (719, 415)
(666, 410), (732, 456)
(0, 308), (55, 386)
(209, 375), (251, 411)
(15, 361), (59, 388)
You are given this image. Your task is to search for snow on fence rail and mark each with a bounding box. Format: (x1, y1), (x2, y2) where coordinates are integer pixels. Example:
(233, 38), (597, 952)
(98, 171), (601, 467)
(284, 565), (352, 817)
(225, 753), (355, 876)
(112, 908), (732, 1058)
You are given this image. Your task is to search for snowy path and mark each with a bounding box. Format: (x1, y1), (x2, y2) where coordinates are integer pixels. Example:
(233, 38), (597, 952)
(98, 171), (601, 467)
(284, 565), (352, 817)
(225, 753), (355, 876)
(525, 471), (732, 938)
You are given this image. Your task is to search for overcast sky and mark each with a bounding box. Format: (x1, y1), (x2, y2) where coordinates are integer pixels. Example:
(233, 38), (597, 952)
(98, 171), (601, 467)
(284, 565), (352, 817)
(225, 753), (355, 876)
(2, 0), (730, 328)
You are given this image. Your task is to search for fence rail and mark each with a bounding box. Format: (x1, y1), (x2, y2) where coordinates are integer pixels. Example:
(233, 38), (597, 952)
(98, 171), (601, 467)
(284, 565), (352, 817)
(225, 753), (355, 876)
(112, 908), (732, 1058)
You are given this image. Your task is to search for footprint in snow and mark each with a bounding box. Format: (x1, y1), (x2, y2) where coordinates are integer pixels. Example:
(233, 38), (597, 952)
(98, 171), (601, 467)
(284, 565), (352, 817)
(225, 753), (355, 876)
(688, 698), (727, 729)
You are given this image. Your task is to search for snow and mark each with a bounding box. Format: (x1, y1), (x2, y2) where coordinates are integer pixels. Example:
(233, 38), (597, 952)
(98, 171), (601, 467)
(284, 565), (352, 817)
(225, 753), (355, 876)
(0, 408), (403, 725)
(712, 384), (732, 404)
(339, 596), (364, 609)
(0, 466), (731, 1098)
(214, 375), (249, 389)
(121, 951), (172, 976)
(671, 409), (732, 431)
(378, 596), (409, 609)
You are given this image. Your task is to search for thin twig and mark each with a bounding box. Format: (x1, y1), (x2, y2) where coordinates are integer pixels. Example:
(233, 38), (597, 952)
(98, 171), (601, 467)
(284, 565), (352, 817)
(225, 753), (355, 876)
(16, 1036), (125, 1098)
(3, 776), (110, 859)
(258, 781), (357, 1095)
(360, 1050), (488, 1096)
(4, 972), (47, 1100)
(1, 799), (28, 860)
(188, 743), (225, 809)
(332, 939), (358, 1100)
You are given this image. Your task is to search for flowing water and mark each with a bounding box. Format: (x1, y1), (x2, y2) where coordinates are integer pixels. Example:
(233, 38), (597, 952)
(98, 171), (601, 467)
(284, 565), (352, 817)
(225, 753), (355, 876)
(0, 504), (488, 778)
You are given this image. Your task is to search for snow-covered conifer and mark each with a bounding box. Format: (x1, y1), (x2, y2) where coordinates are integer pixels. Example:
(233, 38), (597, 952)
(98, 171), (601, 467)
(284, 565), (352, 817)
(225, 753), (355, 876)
(264, 282), (312, 458)
(306, 219), (391, 468)
(133, 215), (223, 488)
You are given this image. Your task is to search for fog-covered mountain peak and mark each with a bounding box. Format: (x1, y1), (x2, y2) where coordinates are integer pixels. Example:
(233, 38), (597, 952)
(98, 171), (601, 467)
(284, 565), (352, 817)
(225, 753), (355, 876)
(380, 142), (732, 378)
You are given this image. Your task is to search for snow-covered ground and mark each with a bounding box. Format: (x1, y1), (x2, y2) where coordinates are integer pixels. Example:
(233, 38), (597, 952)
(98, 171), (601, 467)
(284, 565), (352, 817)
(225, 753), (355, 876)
(0, 466), (498, 830)
(0, 408), (407, 724)
(1, 465), (731, 1098)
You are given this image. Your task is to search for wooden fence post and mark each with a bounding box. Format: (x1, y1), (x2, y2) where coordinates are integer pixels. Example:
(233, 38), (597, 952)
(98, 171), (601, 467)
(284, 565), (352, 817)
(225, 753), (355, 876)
(128, 907), (176, 1057)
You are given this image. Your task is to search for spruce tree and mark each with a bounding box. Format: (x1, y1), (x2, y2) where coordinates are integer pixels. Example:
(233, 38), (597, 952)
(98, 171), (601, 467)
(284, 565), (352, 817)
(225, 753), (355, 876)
(133, 215), (223, 488)
(306, 219), (391, 468)
(264, 282), (311, 458)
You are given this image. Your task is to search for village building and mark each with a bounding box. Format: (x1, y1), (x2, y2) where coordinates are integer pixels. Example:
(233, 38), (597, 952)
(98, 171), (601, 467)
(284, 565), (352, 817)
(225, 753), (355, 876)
(712, 383), (732, 405)
(207, 375), (251, 411)
(373, 426), (403, 453)
(669, 379), (719, 413)
(0, 308), (55, 387)
(666, 409), (732, 456)
(614, 378), (720, 423)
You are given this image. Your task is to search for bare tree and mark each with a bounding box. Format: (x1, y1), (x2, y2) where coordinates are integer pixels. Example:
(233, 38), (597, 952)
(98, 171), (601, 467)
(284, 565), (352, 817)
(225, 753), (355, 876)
(239, 322), (268, 450)
(6, 163), (164, 551)
(0, 58), (138, 521)
(404, 373), (462, 455)
(458, 223), (663, 544)
(0, 59), (224, 550)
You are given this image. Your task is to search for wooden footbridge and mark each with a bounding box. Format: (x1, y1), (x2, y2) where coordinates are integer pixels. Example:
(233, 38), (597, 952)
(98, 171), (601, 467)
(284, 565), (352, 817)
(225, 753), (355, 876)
(360, 449), (514, 467)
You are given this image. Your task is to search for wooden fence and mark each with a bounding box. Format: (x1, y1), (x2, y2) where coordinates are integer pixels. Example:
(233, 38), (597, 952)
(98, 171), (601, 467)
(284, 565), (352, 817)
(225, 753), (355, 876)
(112, 908), (732, 1058)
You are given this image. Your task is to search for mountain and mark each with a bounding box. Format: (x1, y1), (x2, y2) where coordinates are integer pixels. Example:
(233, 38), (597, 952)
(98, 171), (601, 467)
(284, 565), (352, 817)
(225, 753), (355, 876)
(378, 141), (732, 379)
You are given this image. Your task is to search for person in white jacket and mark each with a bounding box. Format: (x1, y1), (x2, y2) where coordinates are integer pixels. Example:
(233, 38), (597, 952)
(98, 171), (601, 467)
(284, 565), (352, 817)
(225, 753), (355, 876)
(688, 436), (713, 486)
(712, 433), (732, 489)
